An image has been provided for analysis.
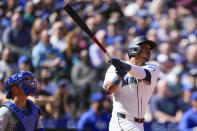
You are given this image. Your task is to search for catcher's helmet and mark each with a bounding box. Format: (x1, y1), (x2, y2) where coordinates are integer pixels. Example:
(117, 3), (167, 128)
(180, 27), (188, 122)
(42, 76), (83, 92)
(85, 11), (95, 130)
(127, 36), (156, 58)
(5, 71), (38, 99)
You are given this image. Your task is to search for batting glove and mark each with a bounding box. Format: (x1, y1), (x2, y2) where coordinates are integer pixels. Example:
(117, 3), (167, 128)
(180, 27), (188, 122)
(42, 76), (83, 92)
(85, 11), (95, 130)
(110, 57), (131, 78)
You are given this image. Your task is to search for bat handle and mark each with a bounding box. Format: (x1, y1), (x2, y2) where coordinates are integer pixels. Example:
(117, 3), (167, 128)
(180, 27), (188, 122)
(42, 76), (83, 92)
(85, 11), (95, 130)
(105, 52), (111, 62)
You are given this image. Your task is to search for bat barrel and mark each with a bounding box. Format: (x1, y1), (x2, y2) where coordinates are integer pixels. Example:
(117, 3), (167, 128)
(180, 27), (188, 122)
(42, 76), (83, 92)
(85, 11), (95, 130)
(63, 3), (111, 61)
(63, 3), (94, 38)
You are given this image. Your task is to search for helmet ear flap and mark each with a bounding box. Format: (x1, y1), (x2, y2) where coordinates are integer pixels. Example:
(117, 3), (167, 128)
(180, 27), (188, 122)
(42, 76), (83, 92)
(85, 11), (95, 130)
(5, 73), (18, 99)
(127, 45), (141, 58)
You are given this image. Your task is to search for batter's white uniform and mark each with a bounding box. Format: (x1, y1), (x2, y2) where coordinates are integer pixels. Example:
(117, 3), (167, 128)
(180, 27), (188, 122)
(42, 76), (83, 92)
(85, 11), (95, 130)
(103, 62), (160, 131)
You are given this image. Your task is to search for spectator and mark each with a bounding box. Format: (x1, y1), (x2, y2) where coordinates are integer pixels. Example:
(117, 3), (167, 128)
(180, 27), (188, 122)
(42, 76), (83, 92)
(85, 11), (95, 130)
(7, 0), (18, 11)
(23, 1), (35, 27)
(108, 11), (124, 33)
(18, 0), (28, 9)
(0, 47), (17, 76)
(169, 30), (181, 52)
(2, 12), (31, 48)
(185, 44), (197, 69)
(89, 29), (108, 81)
(54, 79), (77, 129)
(182, 68), (197, 104)
(17, 55), (33, 72)
(39, 68), (58, 96)
(101, 0), (123, 19)
(132, 11), (149, 36)
(157, 54), (174, 79)
(0, 1), (9, 39)
(94, 12), (106, 30)
(158, 42), (172, 56)
(181, 16), (197, 38)
(77, 92), (111, 131)
(42, 0), (54, 13)
(150, 79), (182, 123)
(53, 79), (73, 118)
(126, 27), (138, 45)
(102, 94), (113, 114)
(65, 27), (84, 66)
(32, 29), (68, 79)
(71, 49), (98, 112)
(124, 0), (147, 17)
(0, 73), (6, 104)
(106, 23), (119, 45)
(114, 46), (126, 60)
(167, 63), (185, 98)
(86, 16), (96, 34)
(179, 91), (197, 131)
(31, 0), (41, 16)
(105, 45), (116, 58)
(40, 13), (51, 30)
(147, 29), (159, 45)
(149, 0), (164, 16)
(50, 21), (67, 52)
(89, 29), (106, 68)
(157, 17), (170, 42)
(31, 18), (43, 45)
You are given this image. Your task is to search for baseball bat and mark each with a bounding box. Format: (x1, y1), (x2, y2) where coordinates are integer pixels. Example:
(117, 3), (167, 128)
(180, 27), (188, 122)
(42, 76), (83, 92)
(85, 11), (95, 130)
(63, 3), (111, 60)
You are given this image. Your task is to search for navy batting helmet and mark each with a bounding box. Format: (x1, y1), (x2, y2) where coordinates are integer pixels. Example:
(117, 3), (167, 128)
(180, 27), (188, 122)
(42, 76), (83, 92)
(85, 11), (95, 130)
(5, 71), (38, 99)
(127, 36), (156, 58)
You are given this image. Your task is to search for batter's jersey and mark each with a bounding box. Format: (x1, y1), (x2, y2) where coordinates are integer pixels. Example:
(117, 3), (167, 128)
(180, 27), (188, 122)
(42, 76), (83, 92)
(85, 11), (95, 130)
(0, 106), (44, 131)
(103, 63), (160, 119)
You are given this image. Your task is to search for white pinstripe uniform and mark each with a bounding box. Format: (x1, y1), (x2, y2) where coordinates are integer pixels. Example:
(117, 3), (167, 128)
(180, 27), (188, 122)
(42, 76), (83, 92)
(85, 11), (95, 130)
(103, 62), (160, 131)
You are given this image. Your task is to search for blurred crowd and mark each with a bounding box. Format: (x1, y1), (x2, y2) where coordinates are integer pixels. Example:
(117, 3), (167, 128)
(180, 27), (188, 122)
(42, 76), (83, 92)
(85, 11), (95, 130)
(0, 0), (196, 130)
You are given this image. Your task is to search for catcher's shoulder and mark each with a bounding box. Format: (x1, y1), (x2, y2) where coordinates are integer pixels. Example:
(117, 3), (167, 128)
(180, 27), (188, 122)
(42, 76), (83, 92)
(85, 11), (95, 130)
(0, 105), (12, 116)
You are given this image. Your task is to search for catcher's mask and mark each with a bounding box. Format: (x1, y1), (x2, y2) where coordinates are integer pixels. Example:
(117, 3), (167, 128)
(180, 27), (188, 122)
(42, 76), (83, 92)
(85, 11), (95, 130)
(5, 71), (38, 99)
(127, 36), (156, 58)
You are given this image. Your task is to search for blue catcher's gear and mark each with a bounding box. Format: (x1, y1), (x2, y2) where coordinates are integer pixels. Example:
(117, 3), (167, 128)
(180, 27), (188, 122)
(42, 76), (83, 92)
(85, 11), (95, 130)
(127, 36), (156, 58)
(2, 99), (43, 131)
(5, 71), (38, 99)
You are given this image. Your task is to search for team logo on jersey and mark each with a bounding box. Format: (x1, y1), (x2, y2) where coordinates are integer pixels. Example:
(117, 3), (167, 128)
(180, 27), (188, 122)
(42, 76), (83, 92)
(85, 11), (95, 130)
(0, 120), (3, 128)
(122, 77), (137, 86)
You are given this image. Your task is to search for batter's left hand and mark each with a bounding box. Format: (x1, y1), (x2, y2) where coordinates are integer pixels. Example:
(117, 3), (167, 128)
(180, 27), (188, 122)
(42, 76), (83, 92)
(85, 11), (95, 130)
(110, 57), (131, 78)
(110, 57), (131, 71)
(115, 67), (127, 78)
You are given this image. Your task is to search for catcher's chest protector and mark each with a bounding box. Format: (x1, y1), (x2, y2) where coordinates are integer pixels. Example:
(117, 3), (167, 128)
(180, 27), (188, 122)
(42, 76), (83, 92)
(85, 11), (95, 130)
(2, 100), (40, 131)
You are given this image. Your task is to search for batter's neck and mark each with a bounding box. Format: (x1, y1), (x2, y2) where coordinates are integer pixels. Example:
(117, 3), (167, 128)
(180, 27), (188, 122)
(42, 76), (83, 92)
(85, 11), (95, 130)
(129, 58), (145, 66)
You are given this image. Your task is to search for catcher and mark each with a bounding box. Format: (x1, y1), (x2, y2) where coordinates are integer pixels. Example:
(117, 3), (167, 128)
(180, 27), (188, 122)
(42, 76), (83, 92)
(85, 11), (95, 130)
(0, 71), (45, 131)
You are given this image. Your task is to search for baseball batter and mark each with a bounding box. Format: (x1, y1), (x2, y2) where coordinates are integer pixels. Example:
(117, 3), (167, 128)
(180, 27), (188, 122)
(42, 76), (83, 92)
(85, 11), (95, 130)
(103, 36), (160, 131)
(0, 71), (45, 131)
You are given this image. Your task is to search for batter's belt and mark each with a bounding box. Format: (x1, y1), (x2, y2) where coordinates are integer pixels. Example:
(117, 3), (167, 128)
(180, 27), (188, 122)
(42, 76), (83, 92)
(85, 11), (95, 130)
(117, 112), (145, 123)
